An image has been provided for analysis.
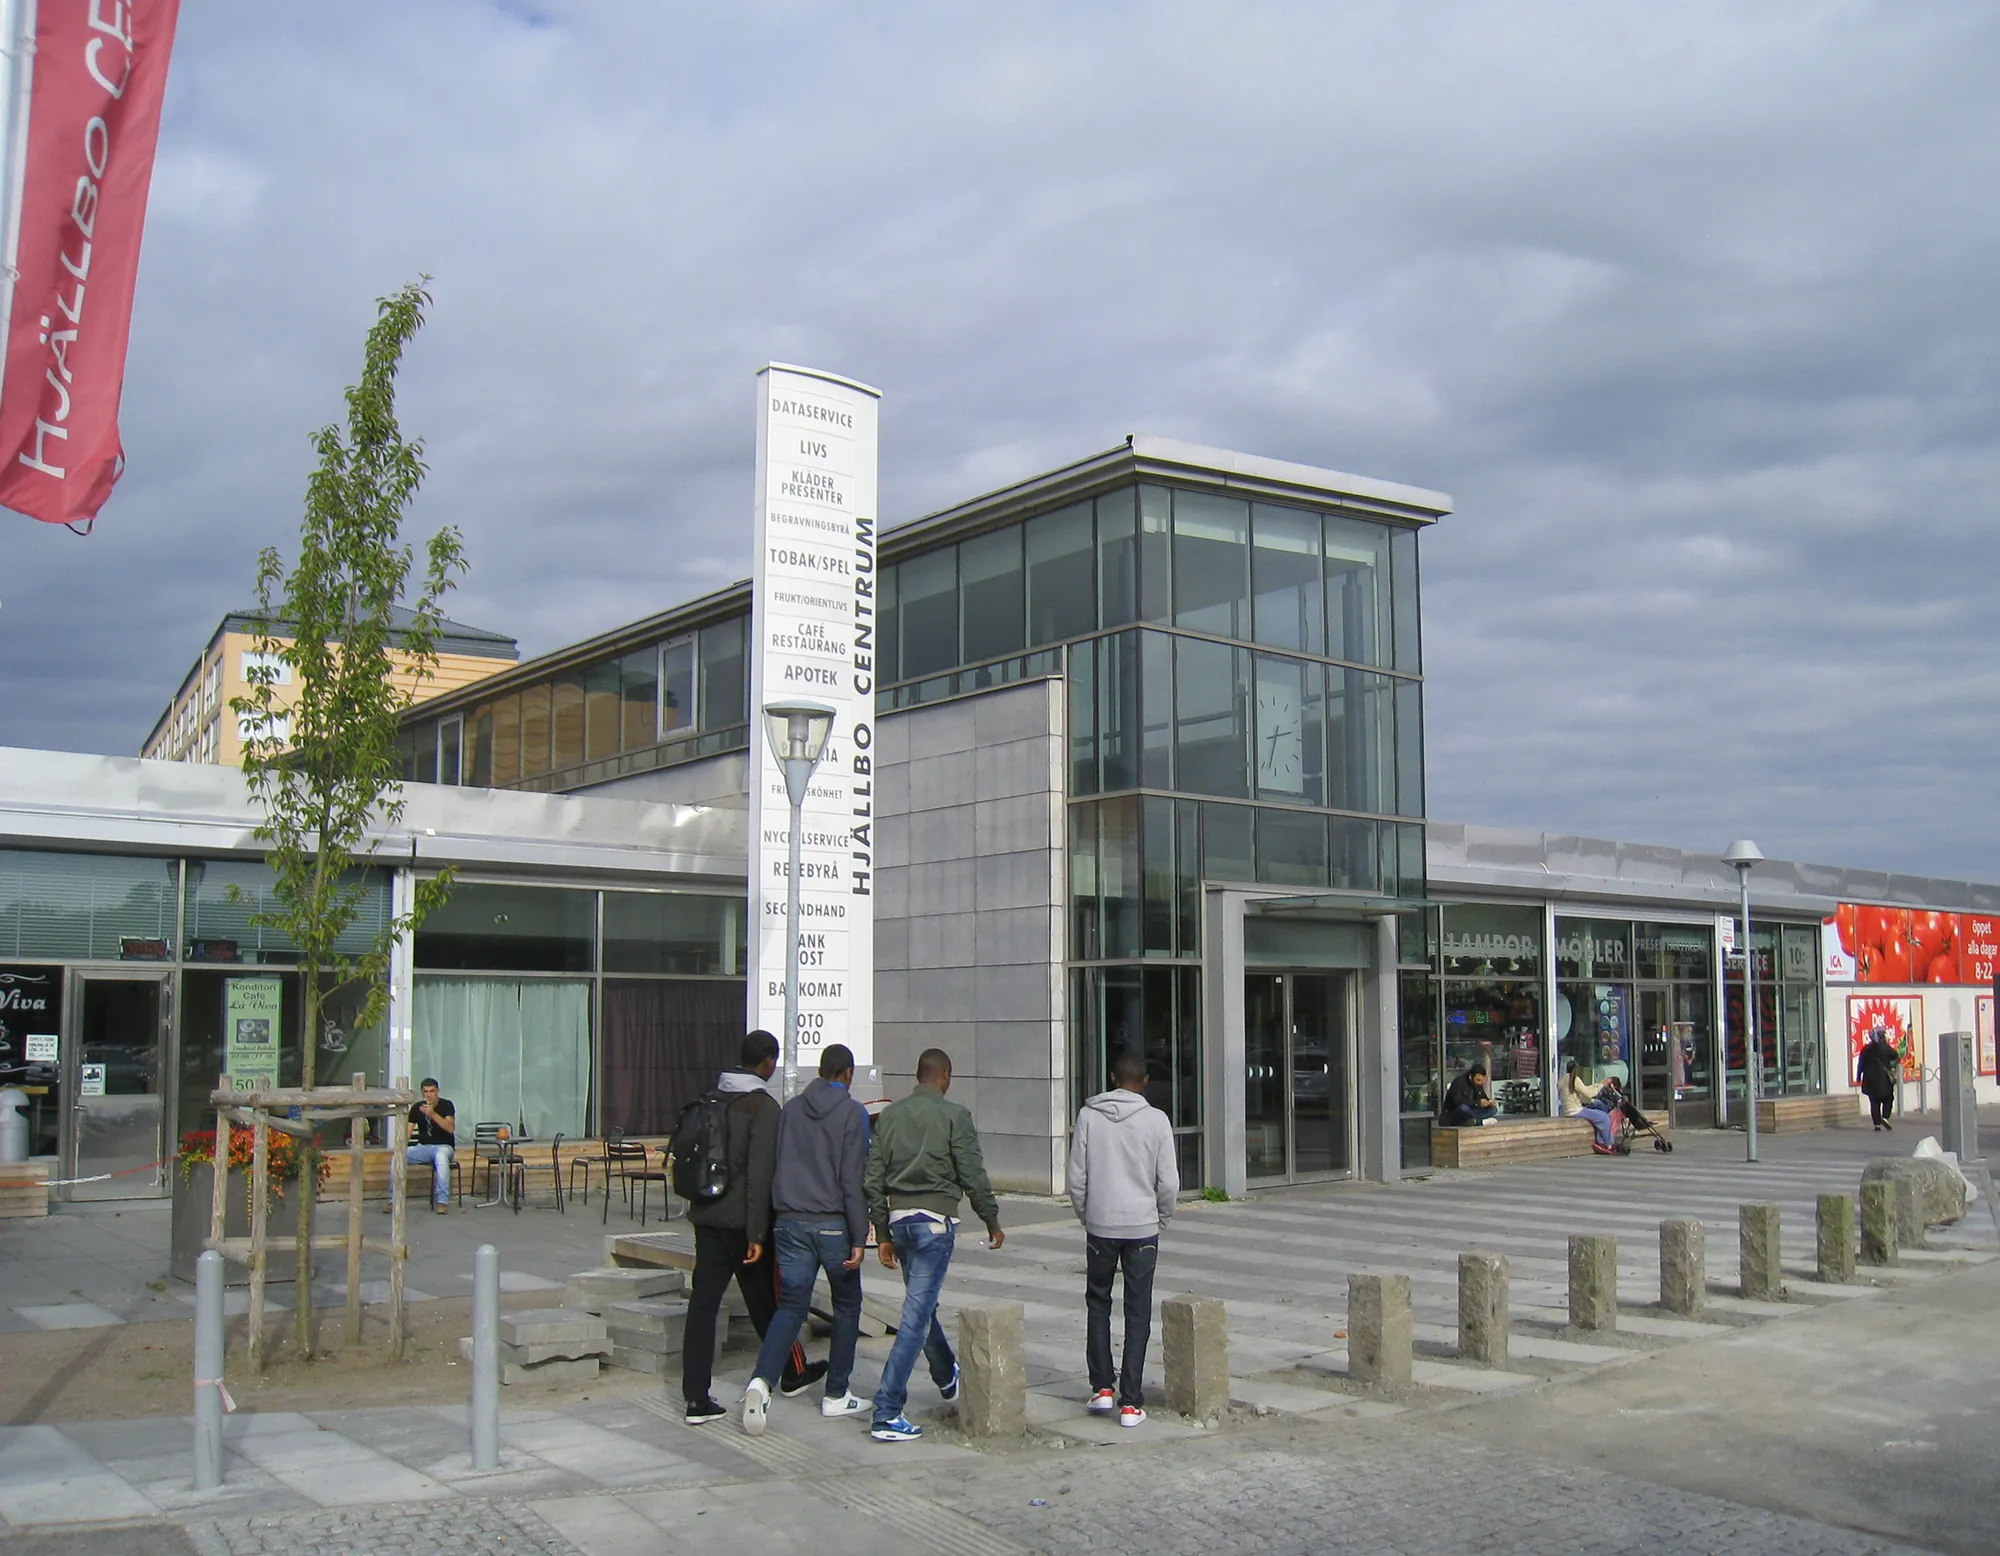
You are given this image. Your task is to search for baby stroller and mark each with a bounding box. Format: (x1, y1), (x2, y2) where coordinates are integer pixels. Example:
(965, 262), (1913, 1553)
(1597, 1081), (1673, 1153)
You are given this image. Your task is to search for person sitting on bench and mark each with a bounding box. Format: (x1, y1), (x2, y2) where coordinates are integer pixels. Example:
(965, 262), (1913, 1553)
(407, 1077), (456, 1213)
(1441, 1064), (1498, 1125)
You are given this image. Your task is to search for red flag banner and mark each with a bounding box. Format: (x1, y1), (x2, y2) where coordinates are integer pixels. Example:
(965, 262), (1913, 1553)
(0, 0), (179, 527)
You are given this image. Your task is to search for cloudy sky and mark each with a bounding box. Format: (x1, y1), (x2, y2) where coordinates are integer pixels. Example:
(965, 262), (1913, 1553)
(3, 2), (1995, 879)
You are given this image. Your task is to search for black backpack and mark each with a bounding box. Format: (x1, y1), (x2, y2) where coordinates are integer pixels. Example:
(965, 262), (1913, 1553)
(671, 1090), (733, 1202)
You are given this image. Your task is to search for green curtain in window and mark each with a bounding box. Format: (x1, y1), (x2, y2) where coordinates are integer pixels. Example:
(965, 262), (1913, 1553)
(413, 977), (590, 1140)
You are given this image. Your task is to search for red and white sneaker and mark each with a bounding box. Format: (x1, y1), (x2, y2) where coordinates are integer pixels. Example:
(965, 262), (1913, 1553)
(1119, 1405), (1146, 1428)
(1087, 1389), (1116, 1414)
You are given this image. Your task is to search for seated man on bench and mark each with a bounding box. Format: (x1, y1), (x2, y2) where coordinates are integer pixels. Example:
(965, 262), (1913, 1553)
(407, 1077), (456, 1214)
(1441, 1064), (1498, 1126)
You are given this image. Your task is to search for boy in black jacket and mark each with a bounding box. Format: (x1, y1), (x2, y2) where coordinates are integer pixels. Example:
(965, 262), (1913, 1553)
(680, 1031), (822, 1422)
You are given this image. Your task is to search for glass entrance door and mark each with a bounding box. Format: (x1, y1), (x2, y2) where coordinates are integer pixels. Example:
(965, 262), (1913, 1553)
(66, 974), (170, 1201)
(1638, 983), (1711, 1129)
(1243, 971), (1352, 1183)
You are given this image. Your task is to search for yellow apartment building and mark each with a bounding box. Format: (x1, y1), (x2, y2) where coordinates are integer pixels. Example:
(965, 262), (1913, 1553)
(142, 608), (518, 768)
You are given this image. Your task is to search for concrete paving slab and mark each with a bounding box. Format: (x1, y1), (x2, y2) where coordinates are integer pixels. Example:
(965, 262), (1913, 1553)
(229, 1430), (456, 1506)
(499, 1270), (565, 1292)
(15, 1302), (124, 1330)
(1023, 1388), (1205, 1440)
(529, 1490), (671, 1556)
(0, 1425), (159, 1526)
(1410, 1358), (1538, 1393)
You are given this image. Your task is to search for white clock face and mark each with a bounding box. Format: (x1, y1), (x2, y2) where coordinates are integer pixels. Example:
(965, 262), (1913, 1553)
(1256, 686), (1303, 795)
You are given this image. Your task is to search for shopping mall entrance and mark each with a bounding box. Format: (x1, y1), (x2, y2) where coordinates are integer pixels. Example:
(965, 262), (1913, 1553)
(1243, 971), (1353, 1184)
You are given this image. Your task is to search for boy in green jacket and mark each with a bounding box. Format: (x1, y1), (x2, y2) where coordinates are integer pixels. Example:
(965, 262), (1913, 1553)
(863, 1048), (1003, 1441)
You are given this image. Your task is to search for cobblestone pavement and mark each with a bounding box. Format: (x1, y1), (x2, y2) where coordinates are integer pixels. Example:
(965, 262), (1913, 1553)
(930, 1423), (1936, 1556)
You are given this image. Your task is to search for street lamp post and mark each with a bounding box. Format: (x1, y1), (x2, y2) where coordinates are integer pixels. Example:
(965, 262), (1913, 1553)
(762, 699), (836, 1102)
(1723, 839), (1764, 1164)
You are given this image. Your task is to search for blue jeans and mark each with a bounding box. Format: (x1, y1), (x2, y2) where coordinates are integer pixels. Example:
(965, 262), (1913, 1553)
(1579, 1105), (1615, 1149)
(871, 1217), (957, 1426)
(406, 1143), (453, 1204)
(752, 1217), (863, 1397)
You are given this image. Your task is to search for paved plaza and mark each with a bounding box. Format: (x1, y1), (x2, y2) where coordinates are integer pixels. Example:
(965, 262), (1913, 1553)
(2, 1121), (1995, 1553)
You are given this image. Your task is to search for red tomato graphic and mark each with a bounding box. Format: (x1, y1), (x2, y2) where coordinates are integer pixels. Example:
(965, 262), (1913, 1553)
(1833, 903), (1860, 957)
(1912, 911), (1956, 961)
(1857, 906), (1897, 952)
(1928, 952), (1960, 984)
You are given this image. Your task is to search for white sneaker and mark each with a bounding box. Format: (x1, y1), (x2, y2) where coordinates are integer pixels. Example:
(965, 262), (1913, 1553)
(741, 1377), (770, 1436)
(1087, 1389), (1116, 1413)
(820, 1391), (866, 1419)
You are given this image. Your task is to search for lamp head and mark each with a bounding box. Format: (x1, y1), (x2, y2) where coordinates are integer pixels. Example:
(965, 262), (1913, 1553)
(761, 699), (836, 768)
(1721, 838), (1764, 872)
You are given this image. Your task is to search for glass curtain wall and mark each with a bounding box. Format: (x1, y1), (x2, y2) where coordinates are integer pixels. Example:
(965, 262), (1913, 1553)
(1724, 921), (1822, 1102)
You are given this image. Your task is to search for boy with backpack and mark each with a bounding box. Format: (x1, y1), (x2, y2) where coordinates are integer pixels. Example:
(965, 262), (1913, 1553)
(676, 1030), (825, 1423)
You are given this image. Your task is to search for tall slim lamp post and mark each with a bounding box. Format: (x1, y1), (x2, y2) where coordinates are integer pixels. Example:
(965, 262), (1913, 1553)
(762, 699), (836, 1102)
(1723, 839), (1764, 1164)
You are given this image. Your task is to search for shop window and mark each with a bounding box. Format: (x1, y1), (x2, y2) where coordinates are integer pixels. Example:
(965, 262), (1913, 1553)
(1171, 491), (1251, 638)
(585, 659), (621, 761)
(1556, 918), (1633, 981)
(1326, 668), (1392, 815)
(1442, 904), (1542, 979)
(600, 978), (746, 1136)
(489, 694), (520, 785)
(1068, 639), (1098, 796)
(413, 976), (590, 1141)
(1254, 653), (1323, 805)
(0, 851), (177, 961)
(1329, 817), (1380, 893)
(1394, 679), (1424, 817)
(876, 564), (899, 685)
(1398, 970), (1439, 1112)
(1391, 527), (1421, 674)
(1140, 631), (1173, 788)
(518, 684), (552, 777)
(1137, 486), (1172, 623)
(183, 860), (390, 964)
(1097, 796), (1142, 960)
(602, 892), (746, 976)
(1398, 906), (1439, 968)
(1142, 795), (1176, 955)
(898, 548), (959, 681)
(1444, 979), (1544, 1115)
(1255, 808), (1328, 889)
(1325, 514), (1390, 667)
(659, 637), (695, 740)
(697, 617), (747, 731)
(961, 525), (1026, 663)
(415, 883), (595, 973)
(1780, 923), (1819, 984)
(1635, 923), (1712, 981)
(1201, 801), (1255, 886)
(1558, 981), (1632, 1086)
(465, 708), (493, 787)
(1096, 486), (1138, 629)
(1173, 637), (1250, 798)
(1097, 630), (1142, 792)
(1069, 802), (1100, 958)
(1026, 502), (1095, 646)
(1250, 503), (1324, 655)
(621, 646), (659, 750)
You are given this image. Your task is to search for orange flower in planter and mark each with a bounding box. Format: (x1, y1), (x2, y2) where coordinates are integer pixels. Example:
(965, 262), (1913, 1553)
(176, 1126), (330, 1201)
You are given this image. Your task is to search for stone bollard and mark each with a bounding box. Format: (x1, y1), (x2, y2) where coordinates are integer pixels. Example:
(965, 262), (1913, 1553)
(1568, 1235), (1618, 1332)
(1347, 1274), (1413, 1389)
(1892, 1178), (1924, 1250)
(1859, 1180), (1898, 1267)
(1816, 1193), (1856, 1284)
(1658, 1220), (1705, 1316)
(1457, 1254), (1509, 1366)
(958, 1303), (1027, 1437)
(1162, 1295), (1229, 1419)
(1738, 1204), (1783, 1301)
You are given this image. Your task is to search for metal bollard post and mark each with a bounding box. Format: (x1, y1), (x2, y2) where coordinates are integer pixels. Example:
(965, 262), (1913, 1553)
(193, 1249), (226, 1491)
(472, 1244), (500, 1472)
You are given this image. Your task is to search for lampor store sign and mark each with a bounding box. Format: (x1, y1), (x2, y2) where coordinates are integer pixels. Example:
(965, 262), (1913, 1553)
(748, 364), (880, 1065)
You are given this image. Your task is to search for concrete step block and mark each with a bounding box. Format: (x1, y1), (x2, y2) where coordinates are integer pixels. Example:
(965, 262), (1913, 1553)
(456, 1337), (605, 1384)
(607, 1344), (669, 1374)
(565, 1266), (685, 1312)
(500, 1335), (610, 1366)
(497, 1307), (610, 1349)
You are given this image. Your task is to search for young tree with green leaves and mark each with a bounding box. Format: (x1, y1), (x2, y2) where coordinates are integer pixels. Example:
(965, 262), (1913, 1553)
(231, 279), (463, 1359)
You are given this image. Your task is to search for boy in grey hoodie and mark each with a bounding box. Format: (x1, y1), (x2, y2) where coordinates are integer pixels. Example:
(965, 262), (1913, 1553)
(1066, 1050), (1179, 1425)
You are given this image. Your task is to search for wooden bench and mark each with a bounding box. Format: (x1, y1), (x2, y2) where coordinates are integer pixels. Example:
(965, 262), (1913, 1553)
(320, 1138), (674, 1204)
(0, 1158), (52, 1219)
(1756, 1094), (1861, 1133)
(1432, 1116), (1597, 1168)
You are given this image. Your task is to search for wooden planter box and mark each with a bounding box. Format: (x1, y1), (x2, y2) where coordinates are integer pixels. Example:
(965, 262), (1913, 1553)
(171, 1162), (302, 1285)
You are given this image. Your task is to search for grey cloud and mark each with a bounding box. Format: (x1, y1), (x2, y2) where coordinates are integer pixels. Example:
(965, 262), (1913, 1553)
(3, 1), (1996, 878)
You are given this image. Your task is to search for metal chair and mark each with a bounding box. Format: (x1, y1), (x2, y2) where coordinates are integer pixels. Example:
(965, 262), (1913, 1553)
(628, 1148), (675, 1227)
(544, 1133), (568, 1213)
(600, 1139), (648, 1225)
(569, 1128), (623, 1206)
(468, 1121), (509, 1203)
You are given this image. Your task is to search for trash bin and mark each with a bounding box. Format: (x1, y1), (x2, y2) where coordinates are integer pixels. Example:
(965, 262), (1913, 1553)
(0, 1087), (28, 1164)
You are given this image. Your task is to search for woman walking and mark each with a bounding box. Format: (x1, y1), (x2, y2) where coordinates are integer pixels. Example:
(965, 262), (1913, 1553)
(1856, 1027), (1901, 1131)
